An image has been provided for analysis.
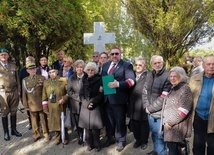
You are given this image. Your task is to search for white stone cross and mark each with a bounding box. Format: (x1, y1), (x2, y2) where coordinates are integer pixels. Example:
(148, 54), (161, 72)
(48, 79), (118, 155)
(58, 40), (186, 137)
(84, 22), (116, 53)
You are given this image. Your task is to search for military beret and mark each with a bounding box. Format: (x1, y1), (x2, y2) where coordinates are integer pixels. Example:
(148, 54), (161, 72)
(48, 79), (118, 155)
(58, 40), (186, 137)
(0, 48), (9, 54)
(26, 62), (36, 69)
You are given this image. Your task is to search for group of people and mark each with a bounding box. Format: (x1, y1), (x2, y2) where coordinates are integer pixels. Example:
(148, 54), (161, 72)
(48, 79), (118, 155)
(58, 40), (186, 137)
(0, 47), (213, 155)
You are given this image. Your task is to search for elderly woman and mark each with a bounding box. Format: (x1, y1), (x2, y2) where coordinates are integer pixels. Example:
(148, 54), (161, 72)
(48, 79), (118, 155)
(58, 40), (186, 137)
(161, 67), (193, 155)
(78, 62), (104, 152)
(62, 56), (73, 78)
(42, 67), (68, 145)
(67, 60), (85, 145)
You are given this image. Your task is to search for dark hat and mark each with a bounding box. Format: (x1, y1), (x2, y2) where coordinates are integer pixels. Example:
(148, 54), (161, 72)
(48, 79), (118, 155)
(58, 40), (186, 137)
(0, 48), (9, 54)
(26, 62), (36, 69)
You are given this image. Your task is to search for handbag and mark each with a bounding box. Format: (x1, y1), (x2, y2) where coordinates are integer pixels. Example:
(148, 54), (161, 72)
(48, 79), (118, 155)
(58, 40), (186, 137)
(64, 108), (71, 129)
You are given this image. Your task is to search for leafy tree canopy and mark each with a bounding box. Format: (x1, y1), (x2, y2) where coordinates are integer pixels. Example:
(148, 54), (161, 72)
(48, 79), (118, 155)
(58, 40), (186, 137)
(125, 0), (214, 68)
(0, 0), (89, 68)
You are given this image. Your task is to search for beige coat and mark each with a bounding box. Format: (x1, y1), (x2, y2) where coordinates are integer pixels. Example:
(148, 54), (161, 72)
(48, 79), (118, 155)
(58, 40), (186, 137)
(42, 76), (68, 131)
(22, 75), (45, 112)
(189, 72), (214, 133)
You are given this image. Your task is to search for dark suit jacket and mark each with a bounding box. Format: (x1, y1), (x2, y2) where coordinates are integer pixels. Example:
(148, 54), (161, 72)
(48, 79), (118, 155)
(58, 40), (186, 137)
(52, 60), (63, 77)
(101, 59), (135, 105)
(127, 71), (148, 121)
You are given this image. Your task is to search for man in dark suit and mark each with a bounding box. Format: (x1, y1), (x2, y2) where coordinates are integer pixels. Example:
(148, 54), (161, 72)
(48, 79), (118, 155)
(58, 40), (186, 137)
(101, 47), (135, 152)
(52, 50), (65, 77)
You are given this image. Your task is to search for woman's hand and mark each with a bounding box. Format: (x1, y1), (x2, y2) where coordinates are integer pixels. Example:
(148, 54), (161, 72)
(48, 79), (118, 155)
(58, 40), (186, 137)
(87, 103), (93, 109)
(165, 123), (172, 130)
(58, 99), (64, 105)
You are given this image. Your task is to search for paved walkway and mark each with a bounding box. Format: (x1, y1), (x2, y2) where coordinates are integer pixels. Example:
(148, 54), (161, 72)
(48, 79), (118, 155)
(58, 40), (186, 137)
(0, 110), (193, 155)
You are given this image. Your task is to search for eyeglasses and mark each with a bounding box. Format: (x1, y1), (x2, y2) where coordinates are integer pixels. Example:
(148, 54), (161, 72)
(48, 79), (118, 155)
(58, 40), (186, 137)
(100, 57), (107, 59)
(169, 76), (179, 79)
(87, 69), (95, 72)
(93, 55), (99, 58)
(110, 53), (119, 56)
(135, 64), (143, 67)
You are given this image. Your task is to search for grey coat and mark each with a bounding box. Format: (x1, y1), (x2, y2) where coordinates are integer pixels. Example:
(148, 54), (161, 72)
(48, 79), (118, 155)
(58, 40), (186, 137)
(161, 83), (193, 142)
(67, 73), (82, 114)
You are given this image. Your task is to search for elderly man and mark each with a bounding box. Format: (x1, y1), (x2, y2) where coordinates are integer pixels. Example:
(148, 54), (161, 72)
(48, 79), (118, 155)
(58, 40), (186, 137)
(142, 55), (171, 155)
(190, 56), (204, 77)
(19, 56), (35, 130)
(0, 48), (22, 141)
(101, 47), (135, 152)
(92, 51), (100, 67)
(189, 55), (214, 155)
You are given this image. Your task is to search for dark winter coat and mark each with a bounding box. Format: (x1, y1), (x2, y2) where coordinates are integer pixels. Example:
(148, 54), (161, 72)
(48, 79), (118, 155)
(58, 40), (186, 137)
(127, 70), (148, 121)
(142, 68), (171, 119)
(78, 73), (104, 130)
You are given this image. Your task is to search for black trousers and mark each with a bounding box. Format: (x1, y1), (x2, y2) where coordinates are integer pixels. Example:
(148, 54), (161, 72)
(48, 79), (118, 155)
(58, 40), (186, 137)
(85, 129), (100, 148)
(166, 141), (188, 155)
(193, 112), (214, 155)
(131, 119), (149, 144)
(105, 102), (127, 143)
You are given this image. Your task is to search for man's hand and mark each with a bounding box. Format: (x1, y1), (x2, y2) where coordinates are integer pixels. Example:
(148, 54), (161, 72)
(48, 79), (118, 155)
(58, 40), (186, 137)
(108, 80), (118, 88)
(145, 108), (150, 114)
(25, 108), (29, 111)
(44, 111), (49, 115)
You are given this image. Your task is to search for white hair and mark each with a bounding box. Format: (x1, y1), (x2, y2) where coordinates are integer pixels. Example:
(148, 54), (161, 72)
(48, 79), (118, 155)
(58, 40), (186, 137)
(84, 62), (98, 74)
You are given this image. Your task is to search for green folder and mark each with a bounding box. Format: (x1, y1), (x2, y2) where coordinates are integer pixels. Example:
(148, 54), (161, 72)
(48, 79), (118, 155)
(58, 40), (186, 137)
(102, 75), (116, 95)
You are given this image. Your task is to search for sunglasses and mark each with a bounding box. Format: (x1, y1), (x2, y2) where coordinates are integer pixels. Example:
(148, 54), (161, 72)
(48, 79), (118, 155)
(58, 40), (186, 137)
(93, 55), (99, 58)
(110, 53), (119, 56)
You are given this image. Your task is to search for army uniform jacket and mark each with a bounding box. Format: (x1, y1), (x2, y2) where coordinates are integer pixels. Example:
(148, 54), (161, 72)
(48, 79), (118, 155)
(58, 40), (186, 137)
(0, 62), (20, 92)
(42, 76), (68, 131)
(22, 75), (45, 112)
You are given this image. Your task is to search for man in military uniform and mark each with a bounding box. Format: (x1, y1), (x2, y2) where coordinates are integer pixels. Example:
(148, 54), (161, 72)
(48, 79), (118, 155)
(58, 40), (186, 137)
(22, 62), (50, 142)
(0, 48), (22, 141)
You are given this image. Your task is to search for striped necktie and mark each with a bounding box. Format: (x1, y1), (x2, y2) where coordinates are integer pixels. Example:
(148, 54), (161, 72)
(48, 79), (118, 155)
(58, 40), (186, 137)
(109, 64), (116, 74)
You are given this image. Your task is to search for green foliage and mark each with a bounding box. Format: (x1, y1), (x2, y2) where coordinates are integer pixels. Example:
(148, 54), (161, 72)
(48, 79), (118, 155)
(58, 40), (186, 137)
(126, 0), (214, 68)
(0, 0), (89, 68)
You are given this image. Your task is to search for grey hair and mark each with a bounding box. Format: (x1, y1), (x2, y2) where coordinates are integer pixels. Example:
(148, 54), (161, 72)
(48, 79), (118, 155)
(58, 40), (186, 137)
(135, 56), (146, 65)
(194, 56), (203, 61)
(84, 62), (98, 74)
(150, 55), (164, 66)
(170, 66), (187, 82)
(93, 52), (100, 55)
(26, 56), (35, 63)
(74, 60), (85, 71)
